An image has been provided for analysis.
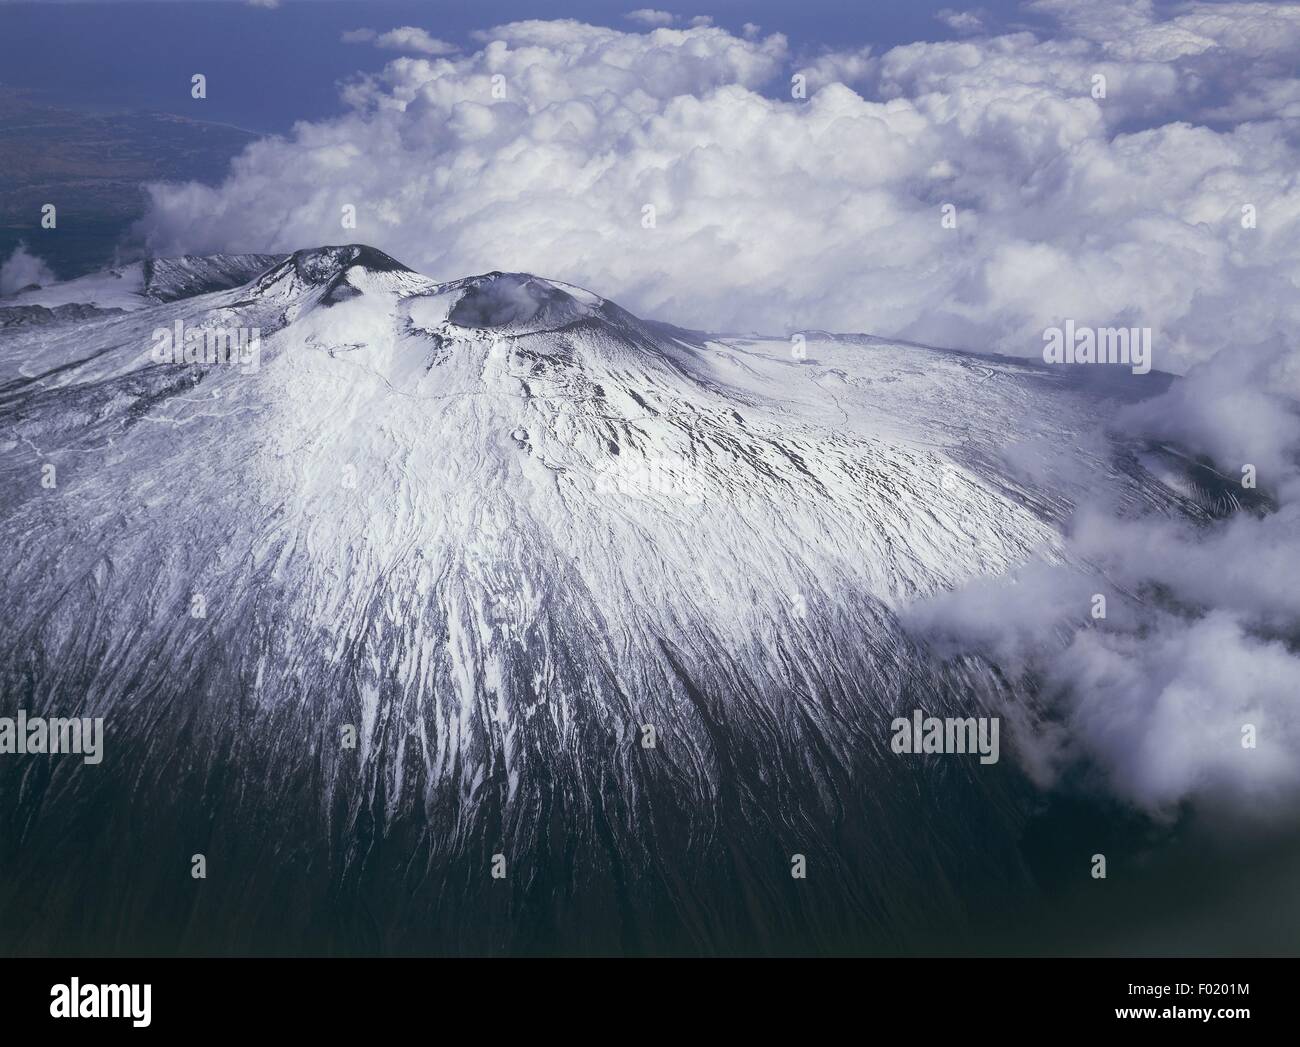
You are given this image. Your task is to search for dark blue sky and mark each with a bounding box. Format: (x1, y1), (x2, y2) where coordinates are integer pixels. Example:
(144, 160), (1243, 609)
(0, 0), (1044, 133)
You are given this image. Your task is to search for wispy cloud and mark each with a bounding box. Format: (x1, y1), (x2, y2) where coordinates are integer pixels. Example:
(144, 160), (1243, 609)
(341, 26), (458, 56)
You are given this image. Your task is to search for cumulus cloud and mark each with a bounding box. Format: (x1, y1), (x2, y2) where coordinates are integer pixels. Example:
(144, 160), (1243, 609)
(1119, 338), (1300, 490)
(1058, 613), (1300, 816)
(799, 45), (876, 89)
(936, 8), (986, 35)
(341, 26), (458, 56)
(141, 4), (1300, 379)
(909, 500), (1300, 821)
(1029, 0), (1300, 123)
(906, 346), (1300, 822)
(0, 243), (56, 295)
(625, 9), (677, 27)
(621, 9), (711, 29)
(246, 0), (280, 8)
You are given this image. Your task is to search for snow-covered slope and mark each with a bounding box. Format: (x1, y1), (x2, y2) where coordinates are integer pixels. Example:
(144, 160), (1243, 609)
(0, 245), (1194, 955)
(0, 252), (282, 312)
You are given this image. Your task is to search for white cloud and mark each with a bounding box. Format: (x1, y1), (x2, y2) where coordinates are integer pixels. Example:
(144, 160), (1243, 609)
(142, 6), (1300, 378)
(799, 46), (876, 89)
(0, 243), (56, 296)
(1059, 612), (1300, 818)
(908, 487), (1300, 820)
(342, 26), (457, 56)
(625, 9), (677, 28)
(1034, 0), (1300, 62)
(905, 326), (1300, 820)
(1118, 338), (1300, 486)
(246, 0), (280, 9)
(936, 8), (985, 35)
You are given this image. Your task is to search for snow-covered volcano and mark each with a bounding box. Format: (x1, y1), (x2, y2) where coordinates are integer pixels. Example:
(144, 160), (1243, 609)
(0, 246), (1201, 955)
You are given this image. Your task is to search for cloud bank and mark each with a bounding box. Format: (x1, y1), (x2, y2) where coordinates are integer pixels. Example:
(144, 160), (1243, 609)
(140, 1), (1300, 374)
(906, 334), (1300, 822)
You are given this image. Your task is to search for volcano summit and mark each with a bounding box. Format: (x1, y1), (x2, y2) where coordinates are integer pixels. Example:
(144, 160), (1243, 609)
(0, 246), (1215, 955)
